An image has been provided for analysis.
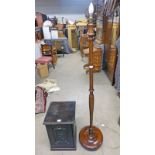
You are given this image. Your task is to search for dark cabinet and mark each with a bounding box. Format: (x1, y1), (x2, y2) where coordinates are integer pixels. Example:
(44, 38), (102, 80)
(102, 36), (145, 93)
(46, 124), (75, 149)
(43, 101), (76, 150)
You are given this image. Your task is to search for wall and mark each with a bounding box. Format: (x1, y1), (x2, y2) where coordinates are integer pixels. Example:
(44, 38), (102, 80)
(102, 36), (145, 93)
(48, 14), (86, 23)
(35, 0), (91, 21)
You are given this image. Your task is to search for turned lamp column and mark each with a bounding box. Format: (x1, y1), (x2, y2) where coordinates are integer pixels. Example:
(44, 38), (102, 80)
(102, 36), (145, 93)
(79, 2), (103, 151)
(88, 21), (94, 135)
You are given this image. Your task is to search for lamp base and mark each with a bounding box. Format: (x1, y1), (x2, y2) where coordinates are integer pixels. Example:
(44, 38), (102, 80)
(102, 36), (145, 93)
(79, 126), (103, 151)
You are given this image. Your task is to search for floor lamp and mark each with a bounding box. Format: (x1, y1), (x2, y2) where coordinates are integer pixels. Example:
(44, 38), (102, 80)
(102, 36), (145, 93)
(79, 2), (103, 151)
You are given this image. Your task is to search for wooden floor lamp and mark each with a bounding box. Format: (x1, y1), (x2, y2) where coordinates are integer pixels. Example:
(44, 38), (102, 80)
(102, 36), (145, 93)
(79, 2), (103, 151)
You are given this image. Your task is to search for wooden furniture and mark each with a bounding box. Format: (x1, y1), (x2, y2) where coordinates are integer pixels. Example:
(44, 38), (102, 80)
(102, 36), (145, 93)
(76, 20), (88, 37)
(43, 101), (76, 150)
(92, 46), (102, 72)
(67, 24), (78, 51)
(83, 46), (102, 73)
(105, 45), (117, 83)
(58, 30), (65, 38)
(103, 21), (119, 84)
(41, 44), (57, 65)
(35, 56), (53, 67)
(35, 12), (47, 27)
(101, 0), (120, 84)
(52, 47), (58, 64)
(79, 3), (103, 151)
(44, 38), (72, 54)
(35, 56), (51, 79)
(36, 12), (43, 27)
(103, 21), (119, 45)
(35, 44), (55, 71)
(35, 12), (47, 41)
(52, 40), (65, 57)
(35, 27), (43, 41)
(95, 16), (103, 44)
(79, 34), (89, 57)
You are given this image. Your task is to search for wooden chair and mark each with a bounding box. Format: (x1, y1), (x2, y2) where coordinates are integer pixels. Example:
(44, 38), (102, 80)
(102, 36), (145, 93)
(53, 41), (65, 57)
(35, 44), (56, 69)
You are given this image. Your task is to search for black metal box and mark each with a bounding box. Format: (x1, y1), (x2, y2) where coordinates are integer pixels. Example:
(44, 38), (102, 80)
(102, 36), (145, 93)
(43, 101), (76, 150)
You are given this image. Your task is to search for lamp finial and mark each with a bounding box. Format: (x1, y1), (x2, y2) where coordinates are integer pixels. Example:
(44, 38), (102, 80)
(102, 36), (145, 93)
(88, 2), (94, 14)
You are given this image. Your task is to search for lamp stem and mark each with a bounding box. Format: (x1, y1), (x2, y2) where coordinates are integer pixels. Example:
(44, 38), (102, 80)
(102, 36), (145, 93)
(79, 10), (103, 151)
(88, 23), (94, 133)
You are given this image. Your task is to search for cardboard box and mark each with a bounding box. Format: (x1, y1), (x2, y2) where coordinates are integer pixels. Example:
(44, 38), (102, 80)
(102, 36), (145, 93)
(38, 64), (48, 78)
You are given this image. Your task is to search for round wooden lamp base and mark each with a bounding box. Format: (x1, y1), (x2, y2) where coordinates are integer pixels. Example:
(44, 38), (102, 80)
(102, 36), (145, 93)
(79, 126), (103, 151)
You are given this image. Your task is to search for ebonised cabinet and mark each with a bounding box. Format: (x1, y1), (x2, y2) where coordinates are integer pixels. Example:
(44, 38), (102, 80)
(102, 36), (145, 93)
(43, 101), (76, 150)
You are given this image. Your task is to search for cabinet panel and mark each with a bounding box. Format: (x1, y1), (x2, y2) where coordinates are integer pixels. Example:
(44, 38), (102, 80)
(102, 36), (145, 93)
(105, 45), (117, 84)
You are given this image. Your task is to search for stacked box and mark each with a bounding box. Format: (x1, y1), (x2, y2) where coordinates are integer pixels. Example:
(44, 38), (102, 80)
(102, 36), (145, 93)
(38, 64), (48, 78)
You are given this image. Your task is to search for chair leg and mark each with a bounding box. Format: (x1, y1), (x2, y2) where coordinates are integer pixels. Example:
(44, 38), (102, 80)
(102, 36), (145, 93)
(48, 64), (50, 70)
(52, 63), (55, 69)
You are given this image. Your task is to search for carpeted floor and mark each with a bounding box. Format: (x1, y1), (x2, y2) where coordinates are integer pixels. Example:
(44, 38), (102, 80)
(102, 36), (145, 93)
(35, 51), (120, 155)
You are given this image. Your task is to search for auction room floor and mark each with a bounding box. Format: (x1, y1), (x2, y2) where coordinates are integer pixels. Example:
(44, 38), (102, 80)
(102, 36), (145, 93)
(35, 51), (120, 155)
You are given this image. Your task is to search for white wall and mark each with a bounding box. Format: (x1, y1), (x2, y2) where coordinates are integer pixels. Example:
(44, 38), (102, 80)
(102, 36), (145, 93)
(35, 0), (91, 21)
(48, 14), (86, 23)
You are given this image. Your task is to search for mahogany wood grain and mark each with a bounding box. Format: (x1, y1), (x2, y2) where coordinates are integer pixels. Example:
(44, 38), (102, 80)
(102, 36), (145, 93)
(79, 19), (103, 151)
